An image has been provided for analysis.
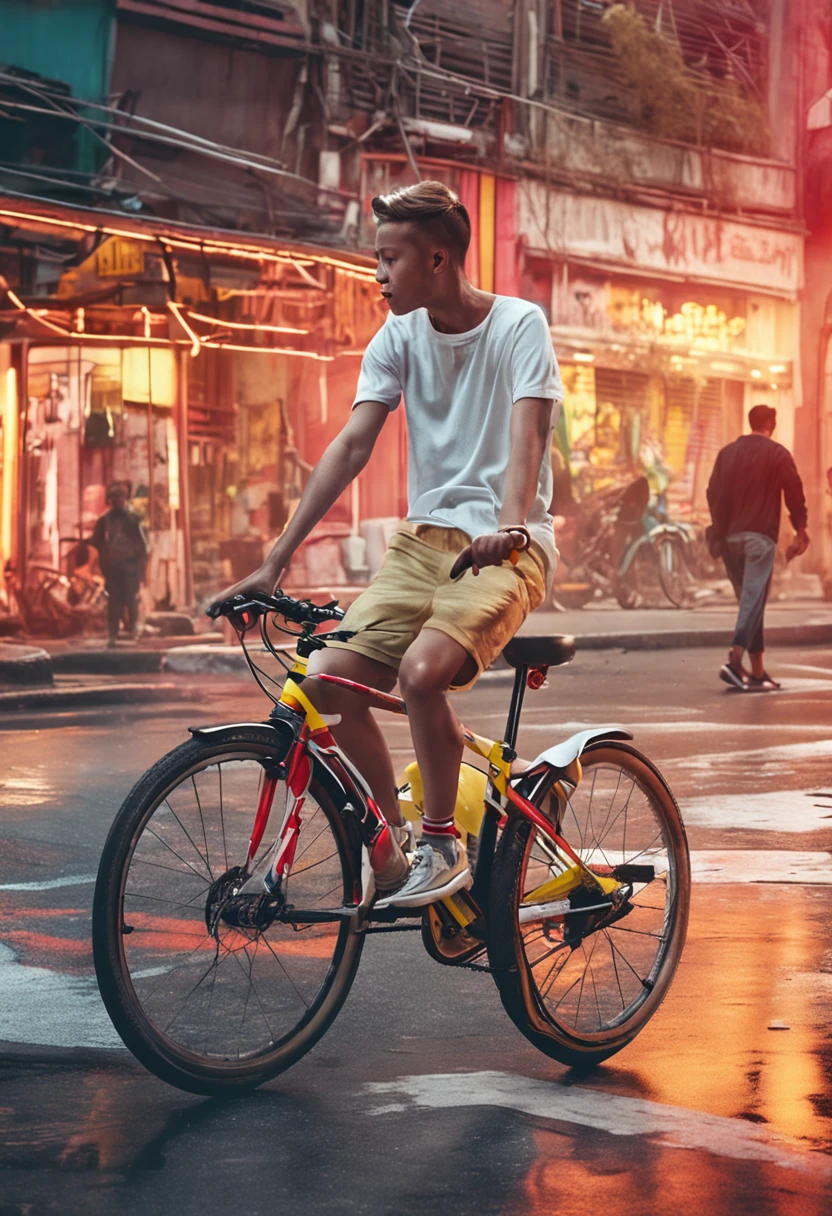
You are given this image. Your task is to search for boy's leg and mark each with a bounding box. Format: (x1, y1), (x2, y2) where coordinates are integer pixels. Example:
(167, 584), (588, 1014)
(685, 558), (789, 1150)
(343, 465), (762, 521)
(305, 646), (403, 826)
(372, 627), (475, 907)
(396, 627), (475, 828)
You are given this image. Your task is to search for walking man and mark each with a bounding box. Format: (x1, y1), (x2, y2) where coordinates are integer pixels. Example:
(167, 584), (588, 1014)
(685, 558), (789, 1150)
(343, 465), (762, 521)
(90, 482), (149, 647)
(706, 404), (809, 690)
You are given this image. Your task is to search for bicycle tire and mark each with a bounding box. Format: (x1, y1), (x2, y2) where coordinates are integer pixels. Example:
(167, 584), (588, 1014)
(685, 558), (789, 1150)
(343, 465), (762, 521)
(93, 727), (364, 1095)
(486, 741), (690, 1067)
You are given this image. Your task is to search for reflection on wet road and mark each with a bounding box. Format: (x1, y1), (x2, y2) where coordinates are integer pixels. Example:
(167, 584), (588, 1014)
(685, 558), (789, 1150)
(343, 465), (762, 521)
(1, 647), (831, 1213)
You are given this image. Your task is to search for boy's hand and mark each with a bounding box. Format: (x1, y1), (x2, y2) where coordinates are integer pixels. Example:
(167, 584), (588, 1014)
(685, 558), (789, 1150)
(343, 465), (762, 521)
(450, 530), (526, 580)
(208, 560), (286, 615)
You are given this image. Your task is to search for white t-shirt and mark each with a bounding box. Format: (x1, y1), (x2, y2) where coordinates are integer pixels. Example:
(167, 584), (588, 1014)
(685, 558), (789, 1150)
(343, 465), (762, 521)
(353, 296), (563, 582)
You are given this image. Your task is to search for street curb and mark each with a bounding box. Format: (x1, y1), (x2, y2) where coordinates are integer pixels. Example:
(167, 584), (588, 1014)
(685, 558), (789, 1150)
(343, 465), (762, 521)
(51, 650), (164, 675)
(0, 644), (53, 686)
(165, 624), (832, 680)
(25, 622), (832, 686)
(163, 643), (290, 675)
(0, 682), (191, 712)
(570, 623), (832, 651)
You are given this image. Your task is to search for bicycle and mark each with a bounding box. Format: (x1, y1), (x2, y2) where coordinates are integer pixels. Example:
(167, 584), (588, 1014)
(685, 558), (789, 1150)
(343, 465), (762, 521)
(93, 589), (691, 1095)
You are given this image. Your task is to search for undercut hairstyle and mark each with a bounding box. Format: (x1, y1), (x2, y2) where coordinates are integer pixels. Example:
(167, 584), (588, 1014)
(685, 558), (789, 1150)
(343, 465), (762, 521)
(371, 181), (471, 262)
(748, 404), (776, 433)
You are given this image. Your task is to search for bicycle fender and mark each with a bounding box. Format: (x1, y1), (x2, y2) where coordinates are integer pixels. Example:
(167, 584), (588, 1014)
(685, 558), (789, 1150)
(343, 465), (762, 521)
(528, 726), (633, 772)
(648, 523), (691, 543)
(187, 720), (297, 759)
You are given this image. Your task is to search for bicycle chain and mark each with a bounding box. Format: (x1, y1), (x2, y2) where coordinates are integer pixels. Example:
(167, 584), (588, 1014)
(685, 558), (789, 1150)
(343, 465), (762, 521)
(453, 960), (518, 975)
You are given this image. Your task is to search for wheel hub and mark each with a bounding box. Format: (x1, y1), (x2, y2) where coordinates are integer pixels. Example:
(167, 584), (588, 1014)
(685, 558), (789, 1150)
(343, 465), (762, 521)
(205, 865), (290, 935)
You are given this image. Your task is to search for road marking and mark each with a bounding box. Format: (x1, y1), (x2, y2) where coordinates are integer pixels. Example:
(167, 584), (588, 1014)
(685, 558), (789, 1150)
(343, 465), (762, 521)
(366, 1070), (832, 1176)
(682, 789), (832, 833)
(0, 874), (96, 892)
(0, 943), (121, 1049)
(691, 850), (832, 884)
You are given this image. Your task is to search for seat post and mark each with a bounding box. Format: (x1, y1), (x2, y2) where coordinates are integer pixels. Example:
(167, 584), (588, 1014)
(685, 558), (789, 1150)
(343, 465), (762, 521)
(504, 665), (527, 754)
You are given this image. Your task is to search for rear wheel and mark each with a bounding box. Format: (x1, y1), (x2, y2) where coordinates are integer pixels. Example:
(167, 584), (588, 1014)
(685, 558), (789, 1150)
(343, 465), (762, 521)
(487, 742), (689, 1067)
(93, 728), (363, 1095)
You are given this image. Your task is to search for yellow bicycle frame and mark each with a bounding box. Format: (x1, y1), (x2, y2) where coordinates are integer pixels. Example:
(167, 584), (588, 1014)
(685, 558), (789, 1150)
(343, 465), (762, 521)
(276, 649), (614, 911)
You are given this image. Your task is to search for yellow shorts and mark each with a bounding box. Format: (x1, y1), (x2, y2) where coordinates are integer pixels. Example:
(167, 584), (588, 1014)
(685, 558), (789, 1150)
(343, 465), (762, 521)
(326, 524), (546, 690)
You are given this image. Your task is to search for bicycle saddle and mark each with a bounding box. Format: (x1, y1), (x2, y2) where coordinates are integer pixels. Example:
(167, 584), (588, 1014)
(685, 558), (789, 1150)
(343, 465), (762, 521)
(501, 634), (576, 669)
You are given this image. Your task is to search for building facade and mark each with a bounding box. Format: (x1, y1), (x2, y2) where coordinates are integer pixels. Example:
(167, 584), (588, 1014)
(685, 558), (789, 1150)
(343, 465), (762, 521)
(0, 0), (812, 615)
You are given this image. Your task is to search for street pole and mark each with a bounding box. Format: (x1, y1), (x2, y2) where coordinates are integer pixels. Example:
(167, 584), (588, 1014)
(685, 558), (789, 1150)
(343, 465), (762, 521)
(816, 289), (832, 588)
(177, 349), (193, 608)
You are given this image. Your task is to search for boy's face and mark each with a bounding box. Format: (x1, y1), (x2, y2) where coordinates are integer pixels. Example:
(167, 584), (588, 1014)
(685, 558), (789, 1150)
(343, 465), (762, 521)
(374, 221), (445, 315)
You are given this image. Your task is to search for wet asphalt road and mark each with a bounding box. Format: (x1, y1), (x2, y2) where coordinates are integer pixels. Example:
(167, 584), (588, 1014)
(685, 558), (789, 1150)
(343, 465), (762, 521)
(1, 646), (832, 1215)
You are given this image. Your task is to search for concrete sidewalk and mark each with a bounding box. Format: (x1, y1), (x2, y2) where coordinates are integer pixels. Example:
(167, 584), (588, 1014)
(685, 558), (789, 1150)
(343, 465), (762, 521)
(514, 599), (832, 652)
(5, 598), (830, 689)
(163, 597), (832, 676)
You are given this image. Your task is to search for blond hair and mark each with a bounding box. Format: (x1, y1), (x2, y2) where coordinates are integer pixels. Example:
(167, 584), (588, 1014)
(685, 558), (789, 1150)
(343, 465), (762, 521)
(371, 180), (471, 261)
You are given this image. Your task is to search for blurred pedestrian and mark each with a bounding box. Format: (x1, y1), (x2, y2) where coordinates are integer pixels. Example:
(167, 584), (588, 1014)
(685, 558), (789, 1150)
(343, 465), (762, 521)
(706, 404), (809, 691)
(90, 482), (149, 647)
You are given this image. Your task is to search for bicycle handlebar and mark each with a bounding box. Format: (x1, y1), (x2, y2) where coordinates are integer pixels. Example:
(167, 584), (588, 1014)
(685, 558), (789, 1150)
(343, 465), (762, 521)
(206, 590), (346, 629)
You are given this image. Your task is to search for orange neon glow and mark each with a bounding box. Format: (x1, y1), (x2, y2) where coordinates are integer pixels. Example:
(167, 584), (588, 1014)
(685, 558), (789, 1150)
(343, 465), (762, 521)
(3, 289), (333, 358)
(186, 310), (308, 335)
(0, 206), (377, 279)
(167, 300), (201, 356)
(200, 340), (334, 361)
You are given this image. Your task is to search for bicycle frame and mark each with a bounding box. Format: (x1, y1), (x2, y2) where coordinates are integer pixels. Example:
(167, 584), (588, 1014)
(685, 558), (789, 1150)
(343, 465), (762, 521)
(228, 641), (627, 923)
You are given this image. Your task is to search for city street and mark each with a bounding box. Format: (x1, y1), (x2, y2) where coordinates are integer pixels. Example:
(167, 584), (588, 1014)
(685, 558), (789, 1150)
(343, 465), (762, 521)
(1, 644), (831, 1214)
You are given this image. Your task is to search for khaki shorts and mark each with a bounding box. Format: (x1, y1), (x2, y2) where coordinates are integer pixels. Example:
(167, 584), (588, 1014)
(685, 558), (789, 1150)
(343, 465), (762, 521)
(326, 524), (546, 690)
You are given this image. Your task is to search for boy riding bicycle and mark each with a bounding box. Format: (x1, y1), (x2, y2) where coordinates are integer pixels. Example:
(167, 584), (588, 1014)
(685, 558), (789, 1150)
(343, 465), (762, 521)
(216, 180), (562, 907)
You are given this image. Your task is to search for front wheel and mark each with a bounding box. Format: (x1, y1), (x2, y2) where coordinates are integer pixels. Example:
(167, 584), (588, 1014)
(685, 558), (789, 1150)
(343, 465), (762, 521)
(93, 728), (363, 1095)
(487, 742), (690, 1067)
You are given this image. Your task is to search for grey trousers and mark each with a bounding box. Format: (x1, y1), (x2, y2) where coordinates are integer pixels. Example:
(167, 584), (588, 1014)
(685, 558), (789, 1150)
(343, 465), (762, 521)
(723, 532), (776, 653)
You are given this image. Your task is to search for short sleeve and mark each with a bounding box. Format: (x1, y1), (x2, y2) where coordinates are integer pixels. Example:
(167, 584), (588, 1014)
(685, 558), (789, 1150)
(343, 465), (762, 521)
(511, 307), (562, 406)
(352, 322), (402, 411)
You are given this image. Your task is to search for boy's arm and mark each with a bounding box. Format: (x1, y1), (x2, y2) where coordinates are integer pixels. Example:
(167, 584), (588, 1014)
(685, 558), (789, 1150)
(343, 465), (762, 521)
(500, 396), (553, 529)
(450, 397), (552, 577)
(212, 400), (390, 602)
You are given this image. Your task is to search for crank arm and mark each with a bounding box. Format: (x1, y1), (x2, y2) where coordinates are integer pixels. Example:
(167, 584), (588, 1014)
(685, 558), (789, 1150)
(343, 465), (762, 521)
(275, 906), (356, 924)
(518, 897), (614, 924)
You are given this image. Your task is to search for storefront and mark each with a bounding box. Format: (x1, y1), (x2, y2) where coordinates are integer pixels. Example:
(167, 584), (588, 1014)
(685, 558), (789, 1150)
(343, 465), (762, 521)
(517, 185), (803, 518)
(0, 198), (395, 613)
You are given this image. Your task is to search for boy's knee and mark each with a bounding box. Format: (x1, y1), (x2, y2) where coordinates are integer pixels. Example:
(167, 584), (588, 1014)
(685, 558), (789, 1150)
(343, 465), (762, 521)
(398, 654), (447, 700)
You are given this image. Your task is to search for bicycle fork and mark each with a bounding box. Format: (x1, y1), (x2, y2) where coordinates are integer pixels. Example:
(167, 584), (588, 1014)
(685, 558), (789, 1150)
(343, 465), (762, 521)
(243, 728), (401, 904)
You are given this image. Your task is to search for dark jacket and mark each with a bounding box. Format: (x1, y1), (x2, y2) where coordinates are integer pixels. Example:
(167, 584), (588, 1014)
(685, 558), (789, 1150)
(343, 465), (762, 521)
(706, 433), (807, 544)
(90, 507), (148, 580)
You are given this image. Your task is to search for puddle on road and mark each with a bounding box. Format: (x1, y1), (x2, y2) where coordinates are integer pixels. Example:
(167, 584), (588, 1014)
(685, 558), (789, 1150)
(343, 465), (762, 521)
(682, 789), (832, 833)
(0, 942), (120, 1049)
(0, 766), (60, 808)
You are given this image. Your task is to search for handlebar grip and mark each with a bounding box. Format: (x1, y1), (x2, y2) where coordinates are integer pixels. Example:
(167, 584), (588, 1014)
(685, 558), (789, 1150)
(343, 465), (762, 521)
(206, 591), (345, 626)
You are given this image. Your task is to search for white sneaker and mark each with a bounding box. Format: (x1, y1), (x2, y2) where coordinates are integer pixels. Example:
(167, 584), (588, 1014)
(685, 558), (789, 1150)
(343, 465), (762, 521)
(375, 837), (471, 909)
